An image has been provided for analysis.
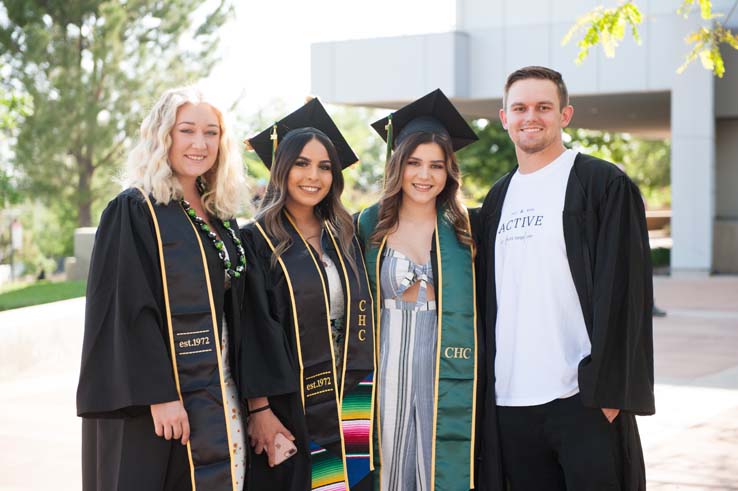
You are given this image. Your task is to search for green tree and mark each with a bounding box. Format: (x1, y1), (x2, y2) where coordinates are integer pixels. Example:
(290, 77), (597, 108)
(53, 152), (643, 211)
(0, 0), (231, 229)
(454, 119), (670, 208)
(0, 86), (31, 133)
(328, 104), (385, 212)
(457, 118), (517, 203)
(563, 0), (738, 77)
(0, 58), (31, 208)
(236, 99), (290, 217)
(565, 129), (671, 207)
(0, 108), (21, 209)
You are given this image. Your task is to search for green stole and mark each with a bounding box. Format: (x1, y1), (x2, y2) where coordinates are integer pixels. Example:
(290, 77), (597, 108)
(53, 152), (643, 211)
(254, 213), (375, 490)
(357, 203), (478, 491)
(138, 190), (238, 491)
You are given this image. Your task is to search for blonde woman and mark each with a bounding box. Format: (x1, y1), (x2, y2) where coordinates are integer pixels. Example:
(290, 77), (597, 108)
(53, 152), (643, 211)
(77, 86), (248, 491)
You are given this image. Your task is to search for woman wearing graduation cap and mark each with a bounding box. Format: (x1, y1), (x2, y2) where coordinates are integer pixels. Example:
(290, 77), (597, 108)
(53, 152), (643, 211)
(355, 89), (480, 491)
(241, 98), (376, 491)
(76, 86), (248, 490)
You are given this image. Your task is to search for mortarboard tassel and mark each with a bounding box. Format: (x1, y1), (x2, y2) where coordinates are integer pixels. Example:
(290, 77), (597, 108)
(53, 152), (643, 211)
(384, 114), (393, 164)
(270, 123), (278, 164)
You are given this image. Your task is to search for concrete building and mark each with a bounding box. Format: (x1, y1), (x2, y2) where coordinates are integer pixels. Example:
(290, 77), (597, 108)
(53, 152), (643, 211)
(311, 0), (738, 274)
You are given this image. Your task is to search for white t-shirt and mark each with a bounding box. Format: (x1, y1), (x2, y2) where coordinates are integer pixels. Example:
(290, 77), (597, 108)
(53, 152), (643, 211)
(494, 149), (591, 407)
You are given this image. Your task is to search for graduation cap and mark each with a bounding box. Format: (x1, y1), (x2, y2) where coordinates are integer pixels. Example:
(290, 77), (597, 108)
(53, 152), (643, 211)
(246, 98), (359, 170)
(371, 89), (479, 161)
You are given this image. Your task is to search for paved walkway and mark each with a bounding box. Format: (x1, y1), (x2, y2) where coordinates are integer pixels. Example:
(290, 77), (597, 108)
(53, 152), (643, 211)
(0, 298), (84, 491)
(0, 276), (737, 490)
(643, 276), (738, 490)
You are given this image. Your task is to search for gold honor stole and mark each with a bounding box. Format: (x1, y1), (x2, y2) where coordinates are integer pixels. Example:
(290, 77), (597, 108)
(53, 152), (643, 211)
(254, 214), (375, 490)
(357, 204), (479, 491)
(139, 190), (238, 490)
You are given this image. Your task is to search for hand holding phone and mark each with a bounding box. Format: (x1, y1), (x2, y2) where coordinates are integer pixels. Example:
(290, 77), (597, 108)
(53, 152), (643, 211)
(272, 432), (298, 465)
(247, 401), (296, 467)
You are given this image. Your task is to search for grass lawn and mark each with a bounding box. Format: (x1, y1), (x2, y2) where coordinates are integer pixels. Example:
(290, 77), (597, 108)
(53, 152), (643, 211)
(0, 280), (86, 311)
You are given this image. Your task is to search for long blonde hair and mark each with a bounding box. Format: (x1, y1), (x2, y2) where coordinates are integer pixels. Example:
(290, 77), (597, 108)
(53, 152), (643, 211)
(370, 132), (473, 248)
(125, 86), (245, 218)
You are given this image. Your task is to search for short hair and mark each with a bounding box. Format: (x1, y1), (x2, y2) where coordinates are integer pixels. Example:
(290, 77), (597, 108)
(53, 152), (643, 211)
(503, 66), (569, 110)
(124, 86), (246, 218)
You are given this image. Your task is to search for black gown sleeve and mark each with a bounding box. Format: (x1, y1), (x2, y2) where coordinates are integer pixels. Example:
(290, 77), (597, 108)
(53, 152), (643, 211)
(467, 205), (489, 485)
(240, 227), (299, 399)
(351, 211), (367, 255)
(468, 206), (486, 331)
(76, 191), (179, 418)
(578, 176), (655, 415)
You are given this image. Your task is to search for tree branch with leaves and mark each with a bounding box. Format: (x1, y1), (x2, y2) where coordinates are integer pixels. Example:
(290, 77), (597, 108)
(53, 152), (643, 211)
(0, 0), (232, 231)
(562, 0), (738, 77)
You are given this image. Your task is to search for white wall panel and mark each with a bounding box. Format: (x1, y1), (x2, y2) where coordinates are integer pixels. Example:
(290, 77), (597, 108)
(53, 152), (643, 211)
(312, 33), (469, 104)
(503, 25), (551, 76)
(551, 23), (600, 95)
(597, 22), (649, 92)
(504, 0), (551, 26)
(715, 49), (738, 118)
(550, 0), (601, 24)
(458, 0), (505, 29)
(467, 29), (506, 99)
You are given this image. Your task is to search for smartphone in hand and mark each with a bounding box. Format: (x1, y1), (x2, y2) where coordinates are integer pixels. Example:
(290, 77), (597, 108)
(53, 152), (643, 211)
(272, 433), (297, 465)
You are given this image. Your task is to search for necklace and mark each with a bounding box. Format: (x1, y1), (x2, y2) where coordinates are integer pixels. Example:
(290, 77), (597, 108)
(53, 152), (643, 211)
(180, 198), (246, 279)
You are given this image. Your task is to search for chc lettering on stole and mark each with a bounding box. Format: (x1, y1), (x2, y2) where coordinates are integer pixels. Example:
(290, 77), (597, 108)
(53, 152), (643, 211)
(444, 346), (472, 359)
(357, 299), (367, 341)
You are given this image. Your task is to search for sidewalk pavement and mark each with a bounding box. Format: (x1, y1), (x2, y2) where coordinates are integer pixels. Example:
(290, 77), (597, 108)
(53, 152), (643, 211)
(0, 276), (737, 490)
(0, 298), (84, 491)
(643, 276), (738, 490)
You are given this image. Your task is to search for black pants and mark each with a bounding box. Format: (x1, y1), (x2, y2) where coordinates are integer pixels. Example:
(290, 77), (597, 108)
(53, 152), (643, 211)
(497, 394), (622, 491)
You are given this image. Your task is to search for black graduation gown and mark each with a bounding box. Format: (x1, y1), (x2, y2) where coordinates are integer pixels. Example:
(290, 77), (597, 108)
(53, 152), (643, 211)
(76, 188), (246, 491)
(240, 221), (373, 491)
(474, 154), (655, 491)
(239, 222), (306, 491)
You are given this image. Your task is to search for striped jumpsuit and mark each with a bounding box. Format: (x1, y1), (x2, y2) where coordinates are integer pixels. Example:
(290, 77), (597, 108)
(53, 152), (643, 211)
(378, 247), (438, 491)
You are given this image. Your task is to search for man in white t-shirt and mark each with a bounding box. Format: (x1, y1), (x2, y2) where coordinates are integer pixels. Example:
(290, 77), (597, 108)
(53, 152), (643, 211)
(475, 66), (655, 491)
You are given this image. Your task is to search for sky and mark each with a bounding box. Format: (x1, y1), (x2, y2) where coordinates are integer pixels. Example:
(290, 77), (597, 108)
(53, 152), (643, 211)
(201, 0), (456, 115)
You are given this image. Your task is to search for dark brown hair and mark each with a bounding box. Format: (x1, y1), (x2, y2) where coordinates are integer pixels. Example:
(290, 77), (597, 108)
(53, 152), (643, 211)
(369, 132), (473, 250)
(503, 66), (569, 110)
(257, 128), (357, 275)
